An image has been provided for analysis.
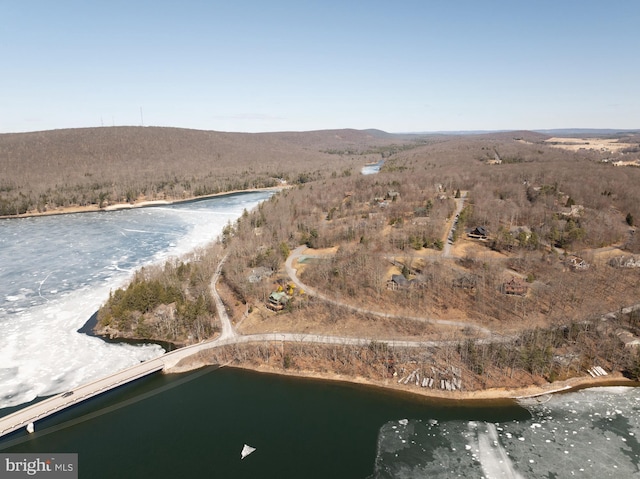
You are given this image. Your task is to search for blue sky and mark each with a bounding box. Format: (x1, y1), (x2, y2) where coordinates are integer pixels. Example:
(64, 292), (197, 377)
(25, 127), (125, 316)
(2, 0), (639, 133)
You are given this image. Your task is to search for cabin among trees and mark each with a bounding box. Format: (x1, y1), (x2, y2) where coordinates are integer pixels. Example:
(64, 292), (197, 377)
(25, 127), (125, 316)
(566, 255), (589, 271)
(468, 226), (488, 240)
(247, 266), (273, 283)
(387, 274), (409, 290)
(501, 277), (528, 296)
(267, 291), (289, 311)
(387, 274), (424, 290)
(266, 282), (303, 311)
(617, 330), (640, 349)
(609, 256), (640, 268)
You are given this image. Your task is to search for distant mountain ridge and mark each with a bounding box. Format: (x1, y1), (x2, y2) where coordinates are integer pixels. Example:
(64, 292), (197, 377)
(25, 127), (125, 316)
(406, 128), (640, 137)
(533, 128), (640, 136)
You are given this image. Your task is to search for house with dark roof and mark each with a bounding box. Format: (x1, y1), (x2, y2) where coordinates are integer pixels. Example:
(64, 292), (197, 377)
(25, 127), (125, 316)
(387, 274), (410, 290)
(387, 274), (425, 290)
(468, 226), (488, 239)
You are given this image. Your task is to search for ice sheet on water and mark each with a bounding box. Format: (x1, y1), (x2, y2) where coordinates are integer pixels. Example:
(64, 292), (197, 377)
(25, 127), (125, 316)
(0, 192), (273, 410)
(0, 284), (165, 408)
(371, 387), (640, 479)
(361, 162), (383, 175)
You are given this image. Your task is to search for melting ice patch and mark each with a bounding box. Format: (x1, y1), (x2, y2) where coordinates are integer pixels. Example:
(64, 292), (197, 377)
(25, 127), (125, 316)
(372, 418), (524, 478)
(508, 386), (640, 477)
(372, 387), (640, 478)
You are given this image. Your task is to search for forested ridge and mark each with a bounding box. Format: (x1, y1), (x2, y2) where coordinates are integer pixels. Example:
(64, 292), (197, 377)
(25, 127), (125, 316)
(0, 126), (407, 215)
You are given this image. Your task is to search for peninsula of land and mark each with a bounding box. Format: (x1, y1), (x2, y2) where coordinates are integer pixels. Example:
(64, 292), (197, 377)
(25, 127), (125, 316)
(3, 126), (640, 400)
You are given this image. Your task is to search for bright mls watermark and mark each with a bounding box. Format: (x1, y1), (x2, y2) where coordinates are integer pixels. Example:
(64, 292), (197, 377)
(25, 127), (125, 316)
(0, 454), (77, 478)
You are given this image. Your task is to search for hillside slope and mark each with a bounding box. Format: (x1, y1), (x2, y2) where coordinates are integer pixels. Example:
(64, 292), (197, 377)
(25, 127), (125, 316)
(0, 126), (411, 215)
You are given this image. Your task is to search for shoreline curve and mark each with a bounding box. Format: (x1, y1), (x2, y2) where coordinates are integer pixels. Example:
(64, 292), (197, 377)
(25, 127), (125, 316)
(0, 186), (286, 220)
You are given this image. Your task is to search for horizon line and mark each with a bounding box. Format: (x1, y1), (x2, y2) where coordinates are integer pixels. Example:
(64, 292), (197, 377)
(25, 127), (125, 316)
(1, 125), (639, 136)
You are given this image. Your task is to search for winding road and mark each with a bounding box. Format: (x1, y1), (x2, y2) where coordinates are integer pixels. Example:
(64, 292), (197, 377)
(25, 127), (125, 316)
(279, 189), (496, 337)
(167, 226), (502, 374)
(284, 246), (493, 336)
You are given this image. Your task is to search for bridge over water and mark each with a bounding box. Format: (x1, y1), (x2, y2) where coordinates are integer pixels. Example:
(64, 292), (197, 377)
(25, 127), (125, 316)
(0, 331), (435, 440)
(0, 357), (165, 439)
(0, 332), (261, 440)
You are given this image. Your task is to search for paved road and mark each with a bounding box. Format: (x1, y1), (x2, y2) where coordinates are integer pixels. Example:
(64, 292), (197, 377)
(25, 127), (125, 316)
(164, 248), (502, 373)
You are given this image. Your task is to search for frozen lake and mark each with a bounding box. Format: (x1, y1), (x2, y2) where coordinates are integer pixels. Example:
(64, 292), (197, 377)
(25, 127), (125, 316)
(0, 191), (273, 408)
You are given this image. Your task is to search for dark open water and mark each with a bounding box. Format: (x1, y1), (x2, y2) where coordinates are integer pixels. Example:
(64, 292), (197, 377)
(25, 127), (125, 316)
(0, 366), (528, 478)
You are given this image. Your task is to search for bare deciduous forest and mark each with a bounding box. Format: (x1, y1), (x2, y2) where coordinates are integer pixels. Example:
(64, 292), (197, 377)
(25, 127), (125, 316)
(5, 126), (640, 390)
(0, 126), (408, 215)
(215, 129), (640, 386)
